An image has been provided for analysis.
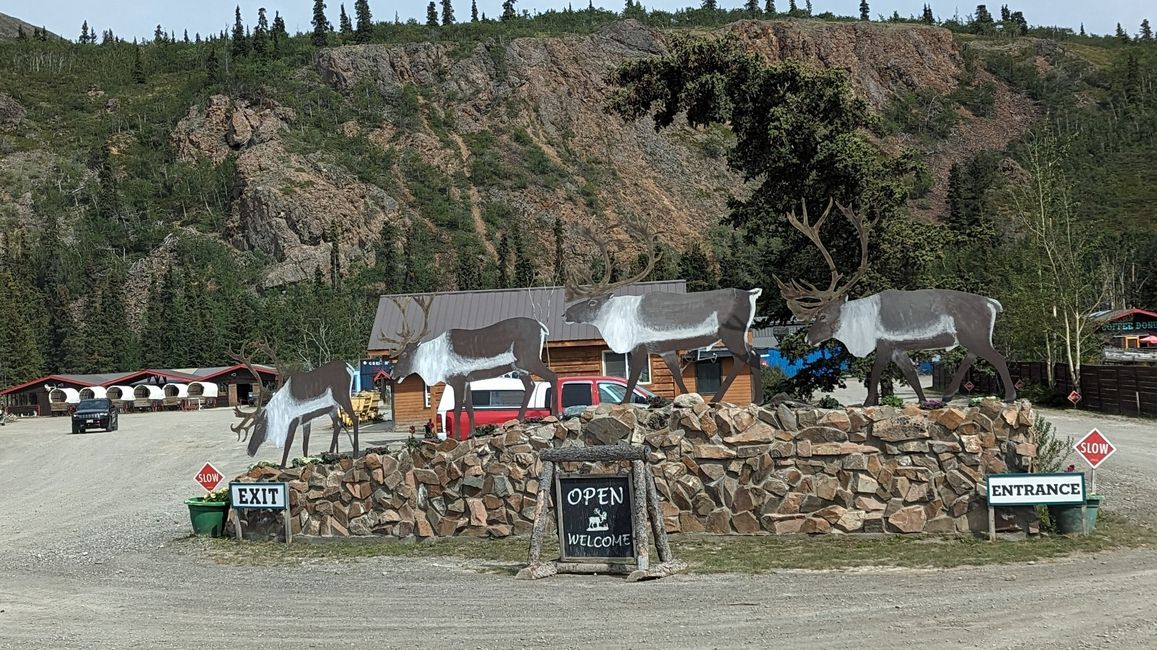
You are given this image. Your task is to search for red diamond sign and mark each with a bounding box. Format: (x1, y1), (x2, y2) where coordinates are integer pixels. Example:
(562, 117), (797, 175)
(1068, 391), (1082, 405)
(963, 381), (974, 392)
(195, 462), (225, 492)
(1015, 379), (1025, 391)
(1074, 429), (1115, 469)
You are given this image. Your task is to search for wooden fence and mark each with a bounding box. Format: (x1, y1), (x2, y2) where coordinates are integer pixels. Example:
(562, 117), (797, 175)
(931, 362), (1157, 418)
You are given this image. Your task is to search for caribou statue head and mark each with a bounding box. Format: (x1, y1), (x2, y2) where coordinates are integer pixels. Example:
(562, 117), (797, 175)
(563, 221), (765, 404)
(774, 199), (1016, 406)
(379, 295), (435, 385)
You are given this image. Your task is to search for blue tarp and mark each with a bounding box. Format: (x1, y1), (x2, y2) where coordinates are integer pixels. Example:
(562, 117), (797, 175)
(762, 348), (847, 378)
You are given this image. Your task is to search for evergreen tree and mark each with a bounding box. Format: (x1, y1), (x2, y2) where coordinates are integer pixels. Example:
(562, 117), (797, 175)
(355, 0), (373, 42)
(0, 269), (44, 384)
(154, 24), (165, 44)
(1079, 23), (1085, 37)
(271, 13), (287, 52)
(206, 48), (220, 84)
(441, 0), (455, 25)
(329, 225), (342, 289)
(16, 24), (25, 40)
(1000, 4), (1010, 23)
(253, 7), (270, 56)
(80, 20), (91, 44)
(496, 232), (511, 287)
(552, 214), (565, 286)
(788, 0), (798, 15)
(678, 243), (717, 293)
(1116, 22), (1129, 43)
(972, 4), (995, 34)
(764, 0), (775, 14)
(511, 227), (535, 288)
(312, 0), (331, 47)
(922, 4), (934, 24)
(183, 29), (189, 43)
(502, 0), (517, 21)
(743, 0), (758, 14)
(231, 6), (248, 56)
(43, 286), (83, 374)
(195, 32), (201, 43)
(860, 0), (869, 21)
(426, 2), (439, 26)
(1009, 11), (1027, 35)
(131, 46), (146, 84)
(339, 4), (354, 36)
(472, 0), (479, 22)
(805, 0), (812, 15)
(1141, 19), (1153, 41)
(702, 0), (718, 10)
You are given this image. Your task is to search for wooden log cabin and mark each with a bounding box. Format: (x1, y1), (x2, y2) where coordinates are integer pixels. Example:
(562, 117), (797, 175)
(367, 281), (774, 431)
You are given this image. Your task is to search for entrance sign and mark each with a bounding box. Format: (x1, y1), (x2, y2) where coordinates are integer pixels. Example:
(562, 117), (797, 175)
(517, 445), (684, 582)
(555, 474), (635, 562)
(986, 473), (1085, 506)
(985, 473), (1088, 541)
(228, 481), (292, 543)
(195, 462), (224, 492)
(1074, 429), (1116, 469)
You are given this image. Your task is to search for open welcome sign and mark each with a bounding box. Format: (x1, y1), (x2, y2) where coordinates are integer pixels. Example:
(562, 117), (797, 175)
(555, 474), (635, 562)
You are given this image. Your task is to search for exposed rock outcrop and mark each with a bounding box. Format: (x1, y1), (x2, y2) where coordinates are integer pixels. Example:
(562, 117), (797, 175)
(171, 95), (295, 164)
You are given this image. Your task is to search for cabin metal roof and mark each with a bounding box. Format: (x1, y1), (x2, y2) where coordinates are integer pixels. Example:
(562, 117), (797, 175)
(368, 281), (688, 352)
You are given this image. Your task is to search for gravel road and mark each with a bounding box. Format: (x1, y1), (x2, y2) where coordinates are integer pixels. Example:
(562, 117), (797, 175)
(1, 401), (1155, 649)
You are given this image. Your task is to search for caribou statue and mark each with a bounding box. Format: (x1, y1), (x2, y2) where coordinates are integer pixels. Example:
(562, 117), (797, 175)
(230, 341), (360, 469)
(774, 199), (1016, 406)
(562, 223), (765, 404)
(381, 296), (559, 437)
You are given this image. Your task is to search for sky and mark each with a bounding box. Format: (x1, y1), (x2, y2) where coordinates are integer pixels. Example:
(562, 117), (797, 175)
(4, 0), (1150, 43)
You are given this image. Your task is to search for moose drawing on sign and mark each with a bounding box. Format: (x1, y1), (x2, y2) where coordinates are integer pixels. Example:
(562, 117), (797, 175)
(587, 508), (609, 532)
(381, 295), (560, 437)
(774, 199), (1016, 406)
(563, 222), (765, 404)
(230, 341), (360, 469)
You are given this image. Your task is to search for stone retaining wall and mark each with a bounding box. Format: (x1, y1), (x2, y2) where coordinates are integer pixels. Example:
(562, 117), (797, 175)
(232, 395), (1039, 538)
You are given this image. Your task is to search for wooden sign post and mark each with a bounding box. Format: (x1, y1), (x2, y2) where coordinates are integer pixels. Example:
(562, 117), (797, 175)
(516, 446), (685, 581)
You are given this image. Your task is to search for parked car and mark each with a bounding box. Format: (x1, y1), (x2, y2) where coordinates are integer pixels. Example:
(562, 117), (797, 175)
(438, 376), (656, 440)
(71, 398), (119, 434)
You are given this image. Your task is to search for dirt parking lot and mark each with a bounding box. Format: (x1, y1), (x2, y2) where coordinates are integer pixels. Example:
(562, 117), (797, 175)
(1, 397), (1155, 649)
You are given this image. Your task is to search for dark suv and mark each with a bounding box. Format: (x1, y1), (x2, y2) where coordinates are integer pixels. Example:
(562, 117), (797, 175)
(71, 398), (119, 433)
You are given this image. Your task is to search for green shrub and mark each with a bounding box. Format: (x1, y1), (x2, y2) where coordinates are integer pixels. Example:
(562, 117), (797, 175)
(1032, 414), (1073, 473)
(760, 366), (793, 403)
(880, 394), (905, 408)
(816, 396), (842, 409)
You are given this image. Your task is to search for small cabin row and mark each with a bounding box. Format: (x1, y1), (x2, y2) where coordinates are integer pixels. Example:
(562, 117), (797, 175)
(49, 382), (220, 413)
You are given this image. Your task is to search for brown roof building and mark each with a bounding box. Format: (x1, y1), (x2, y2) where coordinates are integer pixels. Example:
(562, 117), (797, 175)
(367, 281), (768, 430)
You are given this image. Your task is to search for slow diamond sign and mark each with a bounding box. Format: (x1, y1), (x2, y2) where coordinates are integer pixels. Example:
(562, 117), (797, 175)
(195, 462), (225, 492)
(1074, 429), (1115, 469)
(1068, 390), (1082, 405)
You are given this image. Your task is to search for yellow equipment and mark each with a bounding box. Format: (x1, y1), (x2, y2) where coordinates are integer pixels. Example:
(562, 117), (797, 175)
(339, 390), (380, 427)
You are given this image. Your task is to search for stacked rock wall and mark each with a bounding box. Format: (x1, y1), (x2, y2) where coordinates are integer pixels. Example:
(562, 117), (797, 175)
(233, 396), (1038, 538)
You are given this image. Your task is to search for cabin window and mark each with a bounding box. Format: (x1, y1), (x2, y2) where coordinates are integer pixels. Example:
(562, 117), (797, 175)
(602, 351), (651, 384)
(695, 361), (722, 396)
(423, 381), (431, 409)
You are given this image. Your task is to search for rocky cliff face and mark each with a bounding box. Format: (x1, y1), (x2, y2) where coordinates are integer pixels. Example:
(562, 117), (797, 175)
(174, 19), (1034, 287)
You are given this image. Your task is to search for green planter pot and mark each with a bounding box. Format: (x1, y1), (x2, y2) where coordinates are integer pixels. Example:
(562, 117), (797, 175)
(1048, 496), (1104, 535)
(185, 498), (230, 537)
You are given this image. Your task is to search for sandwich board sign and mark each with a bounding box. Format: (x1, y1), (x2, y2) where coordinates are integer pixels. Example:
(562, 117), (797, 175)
(229, 482), (292, 543)
(555, 474), (636, 563)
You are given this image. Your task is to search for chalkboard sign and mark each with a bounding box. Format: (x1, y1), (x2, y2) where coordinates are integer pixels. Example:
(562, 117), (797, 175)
(555, 473), (635, 563)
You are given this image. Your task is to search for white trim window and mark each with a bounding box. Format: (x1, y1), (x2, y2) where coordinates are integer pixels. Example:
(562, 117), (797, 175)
(601, 350), (651, 385)
(423, 381), (431, 409)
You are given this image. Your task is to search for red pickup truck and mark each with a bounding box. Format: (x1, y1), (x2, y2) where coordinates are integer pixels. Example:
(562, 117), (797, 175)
(439, 376), (655, 440)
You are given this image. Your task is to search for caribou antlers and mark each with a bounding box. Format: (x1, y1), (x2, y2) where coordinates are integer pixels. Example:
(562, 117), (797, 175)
(378, 295), (435, 349)
(774, 199), (874, 321)
(564, 219), (660, 302)
(228, 340), (280, 442)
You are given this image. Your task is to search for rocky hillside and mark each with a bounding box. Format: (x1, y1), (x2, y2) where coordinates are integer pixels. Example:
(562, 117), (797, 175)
(167, 19), (1033, 286)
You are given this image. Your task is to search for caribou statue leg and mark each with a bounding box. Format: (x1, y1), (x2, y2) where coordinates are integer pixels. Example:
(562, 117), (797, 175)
(709, 331), (764, 404)
(617, 345), (650, 405)
(942, 353), (977, 402)
(660, 352), (691, 395)
(448, 377), (468, 438)
(890, 350), (930, 404)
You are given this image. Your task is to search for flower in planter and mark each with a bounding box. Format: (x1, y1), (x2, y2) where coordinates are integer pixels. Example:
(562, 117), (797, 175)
(920, 399), (944, 409)
(193, 487), (230, 503)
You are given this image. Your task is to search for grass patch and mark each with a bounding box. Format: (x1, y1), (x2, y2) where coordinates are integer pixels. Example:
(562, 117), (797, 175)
(190, 512), (1152, 573)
